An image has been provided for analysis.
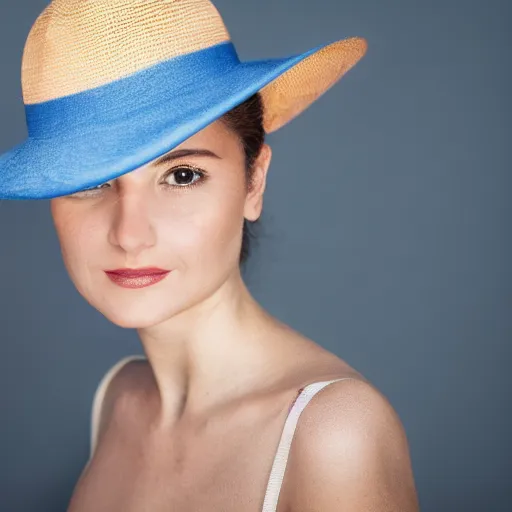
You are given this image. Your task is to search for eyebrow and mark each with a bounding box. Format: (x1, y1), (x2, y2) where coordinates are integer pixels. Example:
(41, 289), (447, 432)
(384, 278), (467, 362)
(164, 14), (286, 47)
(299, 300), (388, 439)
(153, 148), (221, 166)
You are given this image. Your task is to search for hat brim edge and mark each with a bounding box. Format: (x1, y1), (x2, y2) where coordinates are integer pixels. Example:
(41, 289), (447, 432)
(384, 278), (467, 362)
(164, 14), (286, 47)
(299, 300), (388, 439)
(0, 37), (367, 200)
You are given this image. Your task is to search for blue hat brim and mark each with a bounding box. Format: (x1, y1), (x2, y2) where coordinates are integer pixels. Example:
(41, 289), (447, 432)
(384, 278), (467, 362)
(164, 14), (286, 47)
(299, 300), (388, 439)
(0, 40), (357, 199)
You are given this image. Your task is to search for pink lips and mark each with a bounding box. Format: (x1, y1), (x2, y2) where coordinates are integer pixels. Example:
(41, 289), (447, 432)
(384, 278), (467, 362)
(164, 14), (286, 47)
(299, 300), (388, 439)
(104, 267), (171, 289)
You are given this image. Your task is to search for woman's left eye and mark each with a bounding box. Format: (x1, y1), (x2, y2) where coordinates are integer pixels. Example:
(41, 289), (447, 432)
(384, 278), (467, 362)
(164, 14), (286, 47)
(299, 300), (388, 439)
(164, 167), (204, 187)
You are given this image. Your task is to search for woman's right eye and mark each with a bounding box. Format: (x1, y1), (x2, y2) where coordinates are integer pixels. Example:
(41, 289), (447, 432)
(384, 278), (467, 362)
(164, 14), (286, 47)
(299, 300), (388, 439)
(68, 181), (111, 198)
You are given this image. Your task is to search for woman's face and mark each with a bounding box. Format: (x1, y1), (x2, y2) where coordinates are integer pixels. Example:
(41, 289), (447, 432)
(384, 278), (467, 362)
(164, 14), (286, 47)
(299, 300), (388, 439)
(50, 119), (271, 328)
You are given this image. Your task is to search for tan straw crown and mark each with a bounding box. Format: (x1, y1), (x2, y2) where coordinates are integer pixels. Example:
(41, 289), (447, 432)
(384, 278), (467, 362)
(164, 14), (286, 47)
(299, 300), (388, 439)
(21, 0), (367, 132)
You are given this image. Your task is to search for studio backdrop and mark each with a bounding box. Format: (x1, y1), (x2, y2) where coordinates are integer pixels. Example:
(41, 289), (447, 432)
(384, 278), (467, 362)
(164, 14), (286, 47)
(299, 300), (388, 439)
(0, 0), (510, 511)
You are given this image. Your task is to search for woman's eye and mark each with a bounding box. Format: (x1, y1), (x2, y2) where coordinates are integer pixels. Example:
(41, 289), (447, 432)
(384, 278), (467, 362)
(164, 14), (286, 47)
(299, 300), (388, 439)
(90, 183), (111, 191)
(164, 167), (203, 187)
(69, 181), (111, 197)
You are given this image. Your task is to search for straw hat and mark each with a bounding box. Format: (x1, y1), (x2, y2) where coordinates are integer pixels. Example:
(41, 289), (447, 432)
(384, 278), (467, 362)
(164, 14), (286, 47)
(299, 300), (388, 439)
(0, 0), (367, 199)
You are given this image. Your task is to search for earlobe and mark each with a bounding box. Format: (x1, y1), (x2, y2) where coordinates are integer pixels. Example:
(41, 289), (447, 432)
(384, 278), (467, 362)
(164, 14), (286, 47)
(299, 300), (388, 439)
(244, 144), (272, 221)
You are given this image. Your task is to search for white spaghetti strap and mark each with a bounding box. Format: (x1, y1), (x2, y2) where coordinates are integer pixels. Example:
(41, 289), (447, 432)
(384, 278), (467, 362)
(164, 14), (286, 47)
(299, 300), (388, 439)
(89, 354), (147, 460)
(261, 377), (355, 512)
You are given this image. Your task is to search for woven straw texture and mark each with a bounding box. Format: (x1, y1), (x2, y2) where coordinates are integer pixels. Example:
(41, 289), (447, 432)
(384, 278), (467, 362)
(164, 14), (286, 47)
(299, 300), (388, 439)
(20, 0), (366, 133)
(22, 0), (231, 104)
(260, 38), (365, 132)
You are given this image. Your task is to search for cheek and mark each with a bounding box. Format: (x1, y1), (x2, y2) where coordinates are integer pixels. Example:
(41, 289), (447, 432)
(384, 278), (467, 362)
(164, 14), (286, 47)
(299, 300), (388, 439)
(156, 185), (245, 270)
(52, 207), (106, 279)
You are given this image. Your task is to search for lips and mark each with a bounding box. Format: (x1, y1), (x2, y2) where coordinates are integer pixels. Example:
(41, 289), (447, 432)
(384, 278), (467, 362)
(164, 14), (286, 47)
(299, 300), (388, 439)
(104, 267), (171, 289)
(105, 267), (169, 277)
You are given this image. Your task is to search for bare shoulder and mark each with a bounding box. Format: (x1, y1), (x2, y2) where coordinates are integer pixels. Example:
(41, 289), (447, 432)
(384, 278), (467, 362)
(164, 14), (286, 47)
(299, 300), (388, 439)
(286, 377), (420, 511)
(102, 355), (150, 396)
(92, 355), (151, 452)
(293, 377), (402, 440)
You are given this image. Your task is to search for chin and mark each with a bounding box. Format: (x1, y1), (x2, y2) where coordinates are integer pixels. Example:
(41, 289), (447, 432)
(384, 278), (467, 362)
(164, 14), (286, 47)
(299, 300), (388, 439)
(81, 289), (183, 329)
(101, 303), (177, 329)
(78, 272), (228, 329)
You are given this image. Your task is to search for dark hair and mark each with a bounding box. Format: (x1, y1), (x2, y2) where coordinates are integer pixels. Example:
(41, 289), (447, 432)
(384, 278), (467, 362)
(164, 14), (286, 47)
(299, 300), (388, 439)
(219, 92), (265, 266)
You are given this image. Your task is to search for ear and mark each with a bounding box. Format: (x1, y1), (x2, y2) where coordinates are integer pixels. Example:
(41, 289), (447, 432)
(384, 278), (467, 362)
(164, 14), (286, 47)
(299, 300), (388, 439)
(243, 143), (272, 222)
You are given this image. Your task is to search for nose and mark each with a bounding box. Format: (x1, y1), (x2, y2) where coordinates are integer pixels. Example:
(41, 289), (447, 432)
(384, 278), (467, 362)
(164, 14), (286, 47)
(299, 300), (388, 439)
(108, 191), (156, 257)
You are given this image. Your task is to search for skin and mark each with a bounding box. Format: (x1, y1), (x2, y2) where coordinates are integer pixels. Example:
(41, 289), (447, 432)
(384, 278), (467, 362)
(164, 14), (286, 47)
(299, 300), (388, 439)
(52, 119), (419, 511)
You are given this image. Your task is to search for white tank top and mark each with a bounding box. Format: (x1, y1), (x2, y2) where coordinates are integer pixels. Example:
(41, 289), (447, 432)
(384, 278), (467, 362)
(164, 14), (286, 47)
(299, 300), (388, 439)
(89, 355), (354, 512)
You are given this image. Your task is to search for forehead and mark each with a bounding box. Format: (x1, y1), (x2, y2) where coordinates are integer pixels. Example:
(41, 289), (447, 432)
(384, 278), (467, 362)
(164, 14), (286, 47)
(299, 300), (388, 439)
(148, 118), (242, 166)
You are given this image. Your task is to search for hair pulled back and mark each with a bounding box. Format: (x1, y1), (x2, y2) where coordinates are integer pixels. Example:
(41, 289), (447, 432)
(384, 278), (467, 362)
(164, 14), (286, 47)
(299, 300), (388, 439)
(219, 92), (265, 265)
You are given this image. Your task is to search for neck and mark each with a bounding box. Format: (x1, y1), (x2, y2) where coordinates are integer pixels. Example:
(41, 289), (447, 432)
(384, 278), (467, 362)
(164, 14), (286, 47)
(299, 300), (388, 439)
(137, 271), (286, 429)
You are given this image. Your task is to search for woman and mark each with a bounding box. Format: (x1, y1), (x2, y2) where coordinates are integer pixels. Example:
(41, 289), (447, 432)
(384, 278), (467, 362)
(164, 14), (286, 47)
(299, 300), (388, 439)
(0, 1), (419, 510)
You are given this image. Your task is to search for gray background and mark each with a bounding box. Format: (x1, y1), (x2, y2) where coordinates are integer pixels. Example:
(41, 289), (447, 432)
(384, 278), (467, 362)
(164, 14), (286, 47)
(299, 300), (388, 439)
(0, 0), (510, 510)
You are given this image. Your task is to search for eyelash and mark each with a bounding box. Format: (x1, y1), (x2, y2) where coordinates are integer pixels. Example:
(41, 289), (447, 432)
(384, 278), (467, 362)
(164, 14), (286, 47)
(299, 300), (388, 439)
(69, 165), (207, 198)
